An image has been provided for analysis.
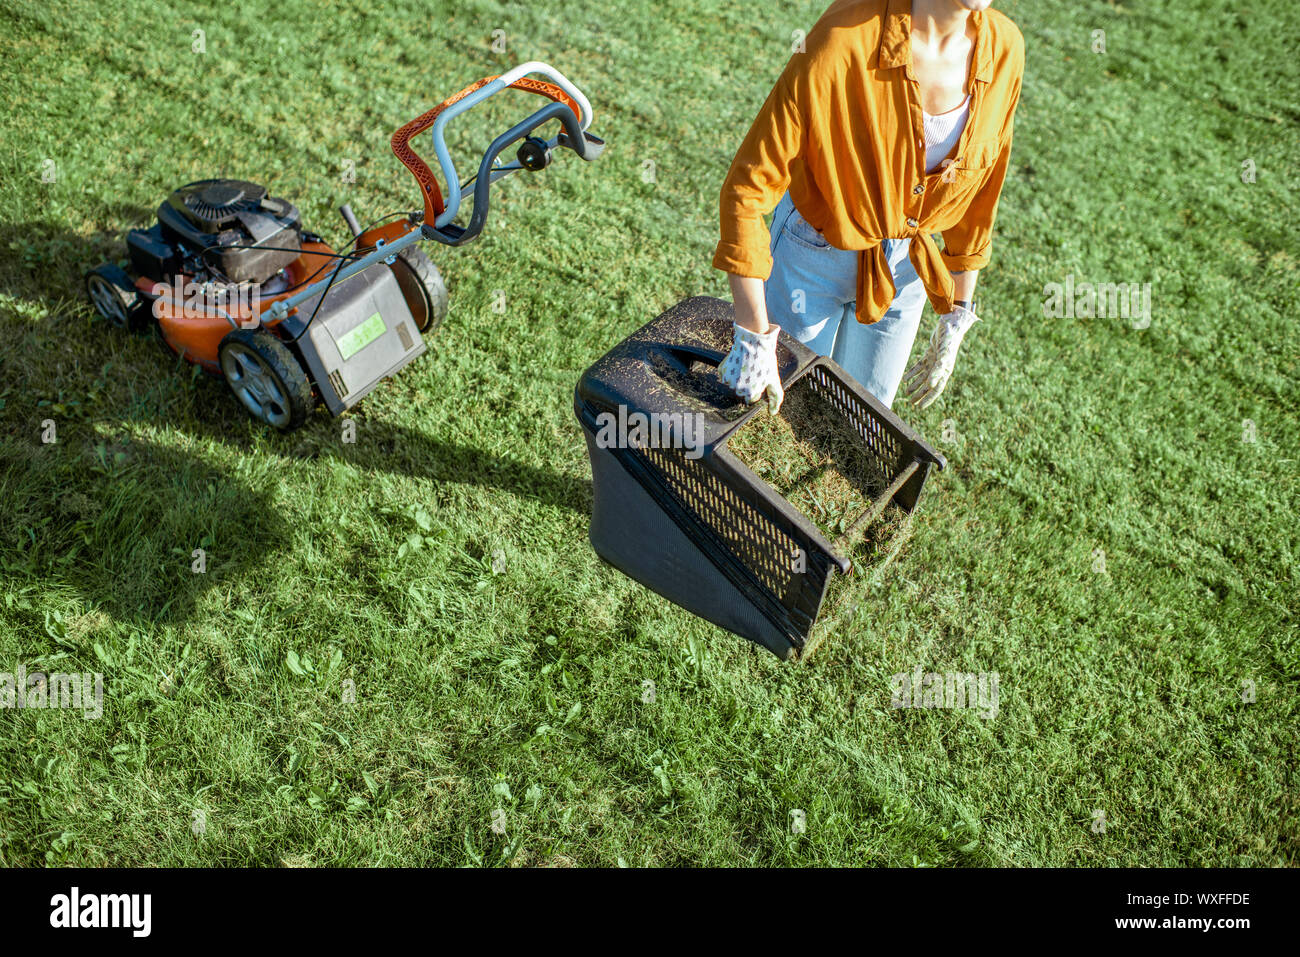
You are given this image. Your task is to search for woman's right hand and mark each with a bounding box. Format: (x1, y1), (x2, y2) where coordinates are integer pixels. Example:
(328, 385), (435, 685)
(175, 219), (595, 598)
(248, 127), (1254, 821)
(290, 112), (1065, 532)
(722, 273), (783, 413)
(719, 322), (784, 415)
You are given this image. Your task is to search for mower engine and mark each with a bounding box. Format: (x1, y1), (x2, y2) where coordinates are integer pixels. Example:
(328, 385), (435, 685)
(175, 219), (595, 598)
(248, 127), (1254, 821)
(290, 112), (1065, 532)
(131, 179), (304, 288)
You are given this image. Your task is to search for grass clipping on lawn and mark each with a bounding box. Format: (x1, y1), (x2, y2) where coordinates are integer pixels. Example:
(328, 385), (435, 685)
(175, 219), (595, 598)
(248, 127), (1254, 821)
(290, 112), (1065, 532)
(726, 381), (913, 655)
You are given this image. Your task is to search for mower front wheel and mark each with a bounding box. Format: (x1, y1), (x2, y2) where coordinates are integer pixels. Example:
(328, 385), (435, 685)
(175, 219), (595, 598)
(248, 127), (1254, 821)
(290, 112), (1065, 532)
(218, 328), (314, 432)
(388, 247), (449, 335)
(85, 264), (149, 332)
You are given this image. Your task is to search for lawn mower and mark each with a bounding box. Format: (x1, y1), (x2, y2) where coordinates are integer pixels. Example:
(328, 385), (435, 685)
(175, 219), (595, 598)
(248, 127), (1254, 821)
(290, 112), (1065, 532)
(85, 62), (604, 431)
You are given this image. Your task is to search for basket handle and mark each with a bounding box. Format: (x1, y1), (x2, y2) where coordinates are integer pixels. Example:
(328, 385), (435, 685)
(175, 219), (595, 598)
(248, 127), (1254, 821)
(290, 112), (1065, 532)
(666, 344), (727, 367)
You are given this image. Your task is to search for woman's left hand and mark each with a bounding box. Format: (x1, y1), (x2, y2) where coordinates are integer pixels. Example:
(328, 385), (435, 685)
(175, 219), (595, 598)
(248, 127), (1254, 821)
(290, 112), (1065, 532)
(902, 304), (980, 409)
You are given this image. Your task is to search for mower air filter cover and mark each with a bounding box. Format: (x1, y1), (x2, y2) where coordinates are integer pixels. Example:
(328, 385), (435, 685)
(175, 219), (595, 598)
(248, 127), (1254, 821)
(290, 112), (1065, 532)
(126, 224), (182, 282)
(574, 296), (945, 659)
(157, 179), (302, 284)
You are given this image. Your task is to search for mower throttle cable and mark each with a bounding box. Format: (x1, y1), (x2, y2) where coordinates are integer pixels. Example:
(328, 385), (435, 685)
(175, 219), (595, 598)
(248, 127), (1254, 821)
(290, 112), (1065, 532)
(287, 210), (415, 292)
(197, 208), (414, 292)
(459, 160), (525, 191)
(194, 209), (418, 342)
(284, 210), (419, 342)
(197, 243), (364, 289)
(295, 253), (350, 343)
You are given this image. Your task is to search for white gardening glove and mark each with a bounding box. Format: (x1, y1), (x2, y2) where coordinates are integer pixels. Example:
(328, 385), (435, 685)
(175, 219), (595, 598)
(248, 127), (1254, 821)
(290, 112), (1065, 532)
(719, 322), (784, 415)
(902, 304), (980, 409)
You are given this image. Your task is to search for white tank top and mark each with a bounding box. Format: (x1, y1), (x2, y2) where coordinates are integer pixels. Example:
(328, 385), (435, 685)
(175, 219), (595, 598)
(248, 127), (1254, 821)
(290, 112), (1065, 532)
(923, 95), (971, 174)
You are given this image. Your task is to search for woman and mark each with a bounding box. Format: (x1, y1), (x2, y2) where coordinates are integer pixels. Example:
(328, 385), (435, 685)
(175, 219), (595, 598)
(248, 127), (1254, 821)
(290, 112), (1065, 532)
(715, 0), (1024, 413)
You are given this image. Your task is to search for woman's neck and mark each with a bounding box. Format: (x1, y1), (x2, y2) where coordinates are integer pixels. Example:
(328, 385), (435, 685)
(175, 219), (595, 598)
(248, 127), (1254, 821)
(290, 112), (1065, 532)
(911, 0), (973, 50)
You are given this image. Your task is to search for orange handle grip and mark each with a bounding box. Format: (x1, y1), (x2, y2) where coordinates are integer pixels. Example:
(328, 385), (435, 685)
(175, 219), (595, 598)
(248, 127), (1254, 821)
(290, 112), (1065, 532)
(390, 76), (582, 226)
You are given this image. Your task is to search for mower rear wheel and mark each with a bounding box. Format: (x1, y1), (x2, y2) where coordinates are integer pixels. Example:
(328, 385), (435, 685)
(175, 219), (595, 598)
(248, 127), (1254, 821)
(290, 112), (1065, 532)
(218, 328), (314, 432)
(85, 264), (148, 331)
(388, 247), (449, 335)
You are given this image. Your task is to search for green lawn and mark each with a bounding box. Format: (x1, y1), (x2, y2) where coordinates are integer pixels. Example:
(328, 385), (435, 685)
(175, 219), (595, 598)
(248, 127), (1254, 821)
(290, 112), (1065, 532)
(0, 0), (1295, 866)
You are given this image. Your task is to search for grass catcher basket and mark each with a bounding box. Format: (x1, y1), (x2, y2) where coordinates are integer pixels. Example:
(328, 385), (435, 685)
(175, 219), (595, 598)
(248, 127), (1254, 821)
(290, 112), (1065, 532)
(574, 296), (946, 659)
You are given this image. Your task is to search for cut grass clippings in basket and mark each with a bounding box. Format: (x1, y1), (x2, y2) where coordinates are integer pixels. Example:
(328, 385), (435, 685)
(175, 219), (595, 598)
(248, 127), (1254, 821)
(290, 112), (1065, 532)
(727, 378), (891, 544)
(726, 377), (914, 657)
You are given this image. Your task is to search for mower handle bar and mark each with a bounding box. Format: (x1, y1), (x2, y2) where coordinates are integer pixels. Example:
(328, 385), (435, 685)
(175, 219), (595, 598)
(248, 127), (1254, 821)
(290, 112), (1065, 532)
(392, 61), (598, 231)
(265, 64), (598, 323)
(422, 99), (598, 246)
(431, 62), (593, 228)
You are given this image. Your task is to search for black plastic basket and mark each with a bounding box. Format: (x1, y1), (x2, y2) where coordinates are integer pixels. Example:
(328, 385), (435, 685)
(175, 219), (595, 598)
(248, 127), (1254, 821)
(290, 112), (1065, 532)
(575, 296), (945, 659)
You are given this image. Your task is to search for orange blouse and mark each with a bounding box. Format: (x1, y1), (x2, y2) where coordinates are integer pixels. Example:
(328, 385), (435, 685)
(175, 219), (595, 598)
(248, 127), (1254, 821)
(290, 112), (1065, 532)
(713, 0), (1025, 324)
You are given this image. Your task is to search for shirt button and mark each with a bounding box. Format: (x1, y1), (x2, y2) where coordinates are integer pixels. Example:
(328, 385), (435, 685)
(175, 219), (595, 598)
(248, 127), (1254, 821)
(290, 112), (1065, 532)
(913, 184), (925, 195)
(906, 217), (919, 229)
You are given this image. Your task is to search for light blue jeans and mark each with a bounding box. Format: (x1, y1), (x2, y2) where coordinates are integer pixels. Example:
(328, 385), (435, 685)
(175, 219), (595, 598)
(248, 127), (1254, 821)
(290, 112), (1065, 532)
(765, 193), (928, 408)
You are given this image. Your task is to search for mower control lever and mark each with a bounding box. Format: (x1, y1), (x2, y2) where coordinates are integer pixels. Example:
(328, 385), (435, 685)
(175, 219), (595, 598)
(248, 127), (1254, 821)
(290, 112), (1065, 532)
(338, 203), (363, 239)
(517, 137), (553, 171)
(559, 130), (606, 161)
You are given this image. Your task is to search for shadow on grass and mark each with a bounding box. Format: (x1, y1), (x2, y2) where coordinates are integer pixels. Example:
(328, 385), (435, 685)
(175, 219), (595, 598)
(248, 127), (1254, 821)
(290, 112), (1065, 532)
(0, 430), (290, 634)
(0, 405), (590, 635)
(278, 416), (592, 515)
(0, 209), (154, 303)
